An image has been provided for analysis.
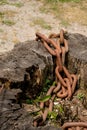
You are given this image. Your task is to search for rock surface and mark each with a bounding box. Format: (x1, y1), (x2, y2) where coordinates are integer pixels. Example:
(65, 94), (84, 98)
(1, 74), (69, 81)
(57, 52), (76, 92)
(0, 89), (62, 130)
(0, 40), (53, 98)
(67, 33), (87, 89)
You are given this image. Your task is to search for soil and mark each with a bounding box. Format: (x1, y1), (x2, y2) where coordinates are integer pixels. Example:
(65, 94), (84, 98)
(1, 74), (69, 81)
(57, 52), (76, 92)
(0, 0), (87, 54)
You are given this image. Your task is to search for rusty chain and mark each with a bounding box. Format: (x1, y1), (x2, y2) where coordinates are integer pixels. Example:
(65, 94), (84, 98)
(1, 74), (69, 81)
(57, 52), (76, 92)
(0, 84), (4, 93)
(33, 29), (80, 127)
(36, 30), (78, 99)
(62, 122), (87, 130)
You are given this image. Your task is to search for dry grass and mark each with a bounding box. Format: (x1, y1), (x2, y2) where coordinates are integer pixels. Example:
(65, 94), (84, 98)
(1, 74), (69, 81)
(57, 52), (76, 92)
(0, 10), (17, 25)
(0, 0), (23, 7)
(2, 19), (15, 26)
(31, 17), (52, 30)
(3, 10), (17, 17)
(40, 0), (87, 26)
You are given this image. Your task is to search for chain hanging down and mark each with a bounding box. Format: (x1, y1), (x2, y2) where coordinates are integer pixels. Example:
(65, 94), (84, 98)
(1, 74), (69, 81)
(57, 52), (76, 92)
(33, 29), (78, 127)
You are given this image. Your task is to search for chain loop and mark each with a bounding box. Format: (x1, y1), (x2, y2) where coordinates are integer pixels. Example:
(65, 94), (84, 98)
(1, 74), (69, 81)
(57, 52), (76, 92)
(33, 29), (78, 126)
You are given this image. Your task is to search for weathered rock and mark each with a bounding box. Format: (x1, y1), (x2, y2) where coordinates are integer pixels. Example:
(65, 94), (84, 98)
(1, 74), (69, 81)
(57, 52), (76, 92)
(0, 89), (62, 130)
(0, 40), (53, 98)
(67, 33), (87, 89)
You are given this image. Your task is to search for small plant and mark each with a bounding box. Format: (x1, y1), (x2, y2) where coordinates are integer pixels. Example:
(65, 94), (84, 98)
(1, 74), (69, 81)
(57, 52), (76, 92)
(54, 104), (64, 113)
(26, 98), (34, 104)
(48, 111), (58, 120)
(58, 104), (64, 113)
(42, 78), (53, 92)
(77, 93), (85, 100)
(34, 95), (51, 103)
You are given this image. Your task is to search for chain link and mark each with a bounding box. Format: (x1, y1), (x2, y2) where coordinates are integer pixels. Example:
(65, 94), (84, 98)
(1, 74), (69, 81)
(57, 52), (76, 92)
(33, 29), (85, 127)
(62, 122), (87, 130)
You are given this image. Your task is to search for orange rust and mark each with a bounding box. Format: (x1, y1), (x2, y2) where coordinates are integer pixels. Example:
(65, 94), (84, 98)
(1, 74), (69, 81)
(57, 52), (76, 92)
(36, 32), (50, 43)
(49, 33), (60, 38)
(71, 74), (77, 94)
(46, 86), (55, 95)
(36, 32), (61, 54)
(76, 126), (80, 130)
(64, 78), (72, 99)
(56, 39), (61, 53)
(51, 94), (56, 101)
(62, 85), (66, 94)
(49, 100), (53, 112)
(60, 29), (64, 43)
(43, 41), (56, 55)
(63, 39), (68, 52)
(33, 115), (43, 127)
(62, 122), (87, 130)
(0, 85), (4, 93)
(61, 47), (66, 65)
(68, 128), (73, 130)
(42, 109), (48, 122)
(33, 120), (38, 127)
(63, 66), (72, 85)
(57, 89), (68, 98)
(40, 102), (44, 109)
(49, 39), (61, 52)
(55, 66), (67, 87)
(55, 49), (63, 71)
(84, 128), (87, 130)
(53, 82), (61, 93)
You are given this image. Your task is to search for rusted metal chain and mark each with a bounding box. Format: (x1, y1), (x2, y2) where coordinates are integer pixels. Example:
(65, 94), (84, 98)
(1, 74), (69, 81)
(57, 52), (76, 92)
(0, 84), (4, 93)
(60, 29), (64, 43)
(62, 122), (87, 130)
(33, 29), (78, 127)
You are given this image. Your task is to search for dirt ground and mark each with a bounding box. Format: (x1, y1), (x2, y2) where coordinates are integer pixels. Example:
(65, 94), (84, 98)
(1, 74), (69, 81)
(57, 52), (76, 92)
(0, 0), (87, 53)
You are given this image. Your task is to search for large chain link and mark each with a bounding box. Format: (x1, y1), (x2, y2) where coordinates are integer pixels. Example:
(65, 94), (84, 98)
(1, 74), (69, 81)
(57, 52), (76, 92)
(62, 122), (87, 130)
(33, 29), (78, 126)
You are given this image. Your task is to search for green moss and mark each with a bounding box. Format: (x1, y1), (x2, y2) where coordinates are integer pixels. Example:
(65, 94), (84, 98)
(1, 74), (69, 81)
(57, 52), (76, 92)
(77, 93), (85, 100)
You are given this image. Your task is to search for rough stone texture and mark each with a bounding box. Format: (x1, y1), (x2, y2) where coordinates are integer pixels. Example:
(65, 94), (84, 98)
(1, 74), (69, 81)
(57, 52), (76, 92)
(67, 33), (87, 89)
(0, 40), (53, 98)
(0, 89), (62, 130)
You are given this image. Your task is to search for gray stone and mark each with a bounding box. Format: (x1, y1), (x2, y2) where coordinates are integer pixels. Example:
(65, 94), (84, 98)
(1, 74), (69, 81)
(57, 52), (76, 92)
(0, 40), (53, 98)
(67, 33), (87, 89)
(0, 89), (62, 130)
